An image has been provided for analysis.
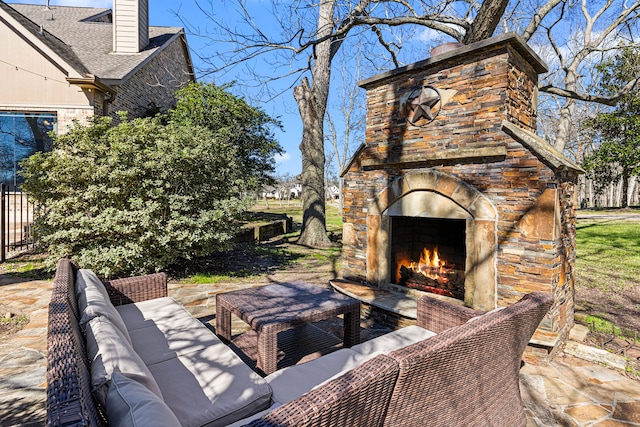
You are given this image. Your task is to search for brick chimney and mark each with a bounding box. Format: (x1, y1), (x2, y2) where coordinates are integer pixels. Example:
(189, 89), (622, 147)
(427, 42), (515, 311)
(113, 0), (149, 53)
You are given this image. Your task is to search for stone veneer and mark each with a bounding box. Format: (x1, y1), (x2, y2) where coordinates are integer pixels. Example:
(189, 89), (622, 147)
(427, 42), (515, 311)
(340, 33), (582, 357)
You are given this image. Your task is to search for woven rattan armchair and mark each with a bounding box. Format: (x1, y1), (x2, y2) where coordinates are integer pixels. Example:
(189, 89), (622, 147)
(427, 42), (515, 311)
(383, 292), (554, 427)
(246, 354), (400, 427)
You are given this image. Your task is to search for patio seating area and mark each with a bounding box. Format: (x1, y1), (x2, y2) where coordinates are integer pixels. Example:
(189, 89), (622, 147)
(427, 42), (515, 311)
(1, 268), (640, 426)
(48, 259), (557, 426)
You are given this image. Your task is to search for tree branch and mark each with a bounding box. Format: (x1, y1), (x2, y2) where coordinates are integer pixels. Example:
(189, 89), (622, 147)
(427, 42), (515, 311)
(539, 79), (640, 106)
(463, 0), (510, 43)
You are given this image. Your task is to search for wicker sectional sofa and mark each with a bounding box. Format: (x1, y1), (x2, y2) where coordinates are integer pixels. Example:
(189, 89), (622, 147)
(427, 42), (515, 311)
(47, 258), (553, 427)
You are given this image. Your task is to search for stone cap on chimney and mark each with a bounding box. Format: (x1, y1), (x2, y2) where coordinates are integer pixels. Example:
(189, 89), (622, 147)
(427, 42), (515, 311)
(359, 32), (548, 89)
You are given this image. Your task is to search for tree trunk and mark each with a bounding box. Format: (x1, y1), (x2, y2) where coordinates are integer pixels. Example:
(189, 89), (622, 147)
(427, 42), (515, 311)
(621, 169), (630, 208)
(463, 0), (510, 43)
(553, 73), (577, 153)
(296, 79), (330, 247)
(295, 0), (335, 247)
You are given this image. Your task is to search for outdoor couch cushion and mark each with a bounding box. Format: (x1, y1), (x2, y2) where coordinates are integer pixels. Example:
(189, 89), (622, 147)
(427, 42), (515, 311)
(123, 298), (222, 366)
(265, 348), (382, 405)
(128, 317), (223, 366)
(147, 345), (272, 427)
(116, 296), (194, 331)
(85, 316), (163, 406)
(106, 372), (181, 427)
(116, 295), (273, 426)
(77, 269), (132, 344)
(350, 325), (437, 356)
(74, 268), (105, 300)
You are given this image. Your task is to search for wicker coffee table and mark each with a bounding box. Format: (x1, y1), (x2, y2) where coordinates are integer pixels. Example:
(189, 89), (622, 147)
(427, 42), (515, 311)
(215, 282), (360, 375)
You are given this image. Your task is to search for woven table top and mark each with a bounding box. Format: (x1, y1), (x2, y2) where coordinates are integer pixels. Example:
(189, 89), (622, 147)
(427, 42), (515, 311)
(216, 281), (359, 331)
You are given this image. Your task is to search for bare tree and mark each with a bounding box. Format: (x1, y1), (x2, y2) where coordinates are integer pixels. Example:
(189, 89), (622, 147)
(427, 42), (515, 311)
(183, 0), (510, 247)
(509, 0), (640, 151)
(325, 54), (367, 204)
(325, 55), (367, 211)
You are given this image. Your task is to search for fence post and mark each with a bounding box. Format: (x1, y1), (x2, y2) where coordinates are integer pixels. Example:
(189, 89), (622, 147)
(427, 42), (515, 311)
(1, 183), (5, 263)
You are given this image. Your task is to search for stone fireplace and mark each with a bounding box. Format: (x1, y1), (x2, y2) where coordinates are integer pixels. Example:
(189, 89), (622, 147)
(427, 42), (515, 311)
(339, 33), (583, 358)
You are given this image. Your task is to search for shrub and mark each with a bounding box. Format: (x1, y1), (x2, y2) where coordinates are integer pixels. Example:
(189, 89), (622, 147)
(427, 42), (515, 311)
(170, 82), (283, 191)
(21, 114), (249, 277)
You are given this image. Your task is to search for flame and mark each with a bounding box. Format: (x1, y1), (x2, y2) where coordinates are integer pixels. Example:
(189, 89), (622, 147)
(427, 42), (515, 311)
(399, 246), (454, 284)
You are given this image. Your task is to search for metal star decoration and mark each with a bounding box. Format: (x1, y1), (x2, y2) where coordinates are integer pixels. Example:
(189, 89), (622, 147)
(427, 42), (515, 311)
(404, 86), (442, 126)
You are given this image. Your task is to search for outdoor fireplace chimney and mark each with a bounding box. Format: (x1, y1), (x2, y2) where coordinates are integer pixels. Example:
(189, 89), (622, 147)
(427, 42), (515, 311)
(113, 0), (149, 54)
(340, 33), (583, 359)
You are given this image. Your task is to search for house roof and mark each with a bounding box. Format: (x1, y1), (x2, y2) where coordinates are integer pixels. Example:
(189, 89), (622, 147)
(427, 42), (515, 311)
(2, 2), (190, 84)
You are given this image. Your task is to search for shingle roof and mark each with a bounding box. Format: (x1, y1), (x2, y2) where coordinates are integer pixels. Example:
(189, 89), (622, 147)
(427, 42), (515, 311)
(0, 1), (90, 75)
(3, 2), (185, 82)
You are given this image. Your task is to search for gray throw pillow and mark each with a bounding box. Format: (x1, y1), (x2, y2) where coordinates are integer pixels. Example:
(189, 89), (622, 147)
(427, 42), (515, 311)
(86, 316), (163, 407)
(77, 269), (132, 344)
(106, 372), (181, 427)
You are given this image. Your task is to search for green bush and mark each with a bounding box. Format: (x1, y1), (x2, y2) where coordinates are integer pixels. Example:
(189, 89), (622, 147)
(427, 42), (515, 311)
(170, 82), (282, 191)
(21, 114), (249, 277)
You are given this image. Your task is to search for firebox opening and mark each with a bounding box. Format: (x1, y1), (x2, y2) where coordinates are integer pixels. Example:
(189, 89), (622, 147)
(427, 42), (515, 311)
(390, 217), (466, 300)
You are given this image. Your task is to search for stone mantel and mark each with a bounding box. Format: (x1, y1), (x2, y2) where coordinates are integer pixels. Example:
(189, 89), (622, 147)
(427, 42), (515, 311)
(360, 146), (508, 170)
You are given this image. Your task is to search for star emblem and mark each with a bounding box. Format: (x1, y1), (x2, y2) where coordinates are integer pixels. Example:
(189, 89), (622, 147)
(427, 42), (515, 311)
(403, 86), (442, 126)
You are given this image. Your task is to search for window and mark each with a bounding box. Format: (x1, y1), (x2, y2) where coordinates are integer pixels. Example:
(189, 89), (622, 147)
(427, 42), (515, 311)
(0, 112), (56, 185)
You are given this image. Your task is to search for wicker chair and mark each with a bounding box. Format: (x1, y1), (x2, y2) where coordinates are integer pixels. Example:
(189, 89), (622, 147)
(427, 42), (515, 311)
(383, 292), (554, 427)
(247, 354), (399, 427)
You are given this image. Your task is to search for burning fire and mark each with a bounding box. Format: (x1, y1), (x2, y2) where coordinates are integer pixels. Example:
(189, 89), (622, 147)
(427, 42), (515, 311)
(399, 246), (455, 285)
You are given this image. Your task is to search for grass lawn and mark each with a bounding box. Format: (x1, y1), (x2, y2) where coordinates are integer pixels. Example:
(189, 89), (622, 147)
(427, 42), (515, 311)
(575, 220), (640, 292)
(170, 201), (343, 284)
(250, 200), (343, 234)
(574, 217), (640, 335)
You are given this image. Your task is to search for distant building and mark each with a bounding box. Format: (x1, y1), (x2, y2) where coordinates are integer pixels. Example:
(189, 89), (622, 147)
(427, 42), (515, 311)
(0, 0), (194, 184)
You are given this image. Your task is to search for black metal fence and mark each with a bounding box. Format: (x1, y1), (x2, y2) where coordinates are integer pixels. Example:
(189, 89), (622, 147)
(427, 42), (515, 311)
(0, 183), (35, 262)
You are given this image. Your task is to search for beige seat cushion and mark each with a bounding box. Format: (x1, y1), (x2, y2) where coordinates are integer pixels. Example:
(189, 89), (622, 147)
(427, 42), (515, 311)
(116, 297), (194, 331)
(350, 325), (436, 355)
(85, 316), (162, 406)
(265, 348), (380, 405)
(128, 314), (222, 366)
(106, 372), (181, 427)
(148, 345), (272, 427)
(75, 268), (105, 300)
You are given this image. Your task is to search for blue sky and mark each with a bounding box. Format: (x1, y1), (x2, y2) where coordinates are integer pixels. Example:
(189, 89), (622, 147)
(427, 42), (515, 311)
(7, 0), (315, 176)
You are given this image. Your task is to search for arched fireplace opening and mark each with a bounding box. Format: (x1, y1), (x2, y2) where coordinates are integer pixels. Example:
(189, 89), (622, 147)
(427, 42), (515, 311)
(390, 216), (466, 300)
